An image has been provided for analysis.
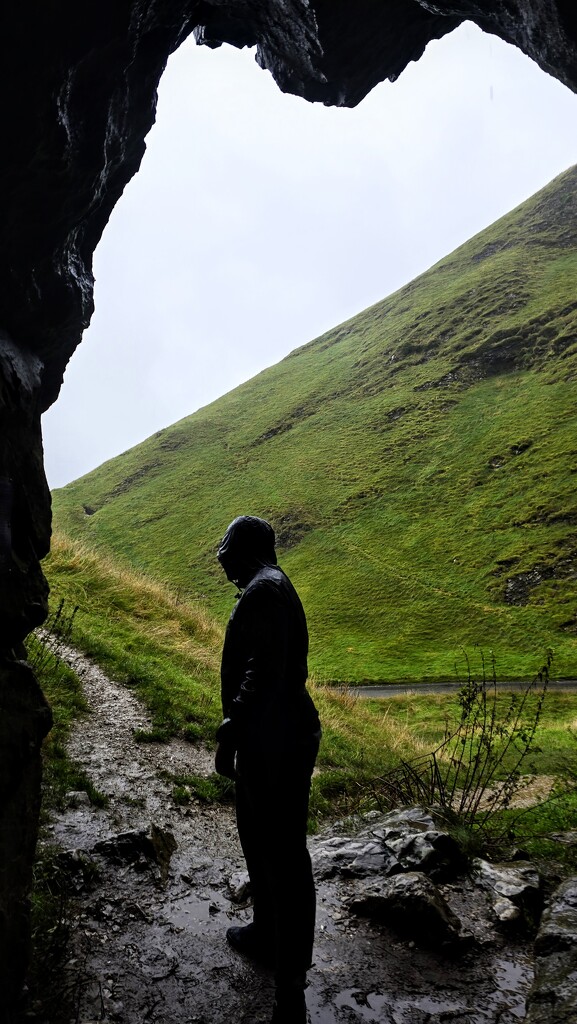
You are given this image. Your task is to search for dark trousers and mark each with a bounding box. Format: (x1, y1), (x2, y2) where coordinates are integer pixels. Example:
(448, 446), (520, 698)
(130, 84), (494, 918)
(235, 732), (320, 985)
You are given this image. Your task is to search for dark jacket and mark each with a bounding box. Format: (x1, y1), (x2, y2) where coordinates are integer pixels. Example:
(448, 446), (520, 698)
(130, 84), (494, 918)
(219, 565), (320, 754)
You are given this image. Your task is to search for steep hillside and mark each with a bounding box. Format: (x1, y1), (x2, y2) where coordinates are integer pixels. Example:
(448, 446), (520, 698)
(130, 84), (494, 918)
(51, 167), (577, 682)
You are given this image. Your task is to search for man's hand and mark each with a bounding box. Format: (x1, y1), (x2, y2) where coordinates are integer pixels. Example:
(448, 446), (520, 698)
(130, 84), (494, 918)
(215, 741), (236, 780)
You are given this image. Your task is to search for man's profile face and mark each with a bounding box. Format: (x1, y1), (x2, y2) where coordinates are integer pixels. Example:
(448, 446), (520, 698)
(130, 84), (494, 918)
(217, 515), (277, 589)
(217, 522), (249, 587)
(217, 540), (240, 585)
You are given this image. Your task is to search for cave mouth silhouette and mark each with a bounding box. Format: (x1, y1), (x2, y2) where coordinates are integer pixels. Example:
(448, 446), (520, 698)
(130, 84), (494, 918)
(2, 1), (577, 1017)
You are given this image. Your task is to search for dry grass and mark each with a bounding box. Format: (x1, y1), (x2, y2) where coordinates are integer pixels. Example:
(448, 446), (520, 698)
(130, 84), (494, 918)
(50, 531), (221, 668)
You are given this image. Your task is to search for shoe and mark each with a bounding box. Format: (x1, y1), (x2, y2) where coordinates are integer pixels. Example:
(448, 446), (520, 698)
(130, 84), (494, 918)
(226, 923), (275, 969)
(270, 985), (307, 1024)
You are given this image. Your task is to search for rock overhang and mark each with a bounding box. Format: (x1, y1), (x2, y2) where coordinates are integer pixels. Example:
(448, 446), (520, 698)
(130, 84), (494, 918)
(2, 1), (577, 1012)
(1, 1), (577, 411)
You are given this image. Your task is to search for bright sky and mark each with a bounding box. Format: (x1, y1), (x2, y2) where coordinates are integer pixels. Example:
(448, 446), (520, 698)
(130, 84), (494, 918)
(42, 21), (577, 489)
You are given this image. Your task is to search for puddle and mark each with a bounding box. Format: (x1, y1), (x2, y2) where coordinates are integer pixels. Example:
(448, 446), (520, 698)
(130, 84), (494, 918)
(334, 987), (465, 1022)
(487, 955), (533, 1019)
(161, 891), (231, 934)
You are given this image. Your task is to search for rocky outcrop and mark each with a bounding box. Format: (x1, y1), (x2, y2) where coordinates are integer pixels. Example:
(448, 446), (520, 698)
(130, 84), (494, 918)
(0, 327), (53, 1018)
(0, 333), (51, 646)
(2, 2), (577, 1017)
(526, 878), (577, 1023)
(2, 3), (577, 418)
(312, 811), (577, 1013)
(312, 806), (465, 880)
(311, 808), (548, 946)
(347, 870), (465, 948)
(473, 858), (543, 930)
(0, 661), (52, 1016)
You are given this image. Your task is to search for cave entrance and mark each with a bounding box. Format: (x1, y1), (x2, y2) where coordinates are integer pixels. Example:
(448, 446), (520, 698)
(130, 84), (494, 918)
(42, 22), (577, 489)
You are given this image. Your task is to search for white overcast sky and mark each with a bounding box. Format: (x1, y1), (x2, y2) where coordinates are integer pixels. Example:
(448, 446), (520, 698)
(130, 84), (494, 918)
(43, 21), (577, 489)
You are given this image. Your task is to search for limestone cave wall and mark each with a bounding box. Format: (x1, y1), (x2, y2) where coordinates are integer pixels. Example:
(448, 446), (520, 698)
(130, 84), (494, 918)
(1, 0), (576, 1016)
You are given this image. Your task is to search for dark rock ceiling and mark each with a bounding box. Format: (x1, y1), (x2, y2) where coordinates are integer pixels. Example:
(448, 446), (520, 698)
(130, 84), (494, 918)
(1, 1), (576, 414)
(1, 1), (577, 1015)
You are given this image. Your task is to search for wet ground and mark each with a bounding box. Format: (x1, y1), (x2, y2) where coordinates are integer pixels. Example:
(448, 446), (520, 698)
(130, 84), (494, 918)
(40, 644), (535, 1023)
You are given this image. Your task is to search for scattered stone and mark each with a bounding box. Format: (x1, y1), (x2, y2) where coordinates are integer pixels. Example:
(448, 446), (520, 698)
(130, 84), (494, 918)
(228, 870), (251, 903)
(492, 897), (521, 924)
(92, 825), (176, 883)
(474, 859), (542, 929)
(370, 806), (437, 836)
(55, 848), (101, 892)
(126, 901), (153, 924)
(526, 877), (577, 1024)
(65, 790), (91, 808)
(385, 826), (464, 880)
(375, 808), (466, 878)
(147, 824), (178, 880)
(347, 871), (464, 948)
(362, 810), (381, 822)
(311, 836), (401, 879)
(550, 830), (577, 845)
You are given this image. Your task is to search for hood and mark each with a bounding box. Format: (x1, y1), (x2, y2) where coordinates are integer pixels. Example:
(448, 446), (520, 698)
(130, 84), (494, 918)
(217, 515), (277, 587)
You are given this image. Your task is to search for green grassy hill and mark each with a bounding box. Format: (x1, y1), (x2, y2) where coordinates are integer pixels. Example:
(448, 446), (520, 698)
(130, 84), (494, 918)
(51, 166), (577, 683)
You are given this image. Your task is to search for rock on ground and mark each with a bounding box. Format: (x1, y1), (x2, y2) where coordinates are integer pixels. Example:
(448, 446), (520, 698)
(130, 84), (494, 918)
(526, 877), (577, 1024)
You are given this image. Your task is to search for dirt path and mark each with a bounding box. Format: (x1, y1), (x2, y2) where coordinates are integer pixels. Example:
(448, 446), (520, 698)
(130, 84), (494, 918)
(42, 645), (535, 1024)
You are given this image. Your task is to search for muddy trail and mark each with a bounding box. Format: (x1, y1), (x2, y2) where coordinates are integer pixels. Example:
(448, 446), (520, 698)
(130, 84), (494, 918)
(39, 645), (534, 1024)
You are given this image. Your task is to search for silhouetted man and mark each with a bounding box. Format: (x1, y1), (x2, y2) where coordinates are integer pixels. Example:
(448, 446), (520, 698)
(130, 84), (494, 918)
(215, 515), (321, 1024)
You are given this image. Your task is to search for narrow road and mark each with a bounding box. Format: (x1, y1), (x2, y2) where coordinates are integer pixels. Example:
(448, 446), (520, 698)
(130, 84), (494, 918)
(355, 679), (577, 698)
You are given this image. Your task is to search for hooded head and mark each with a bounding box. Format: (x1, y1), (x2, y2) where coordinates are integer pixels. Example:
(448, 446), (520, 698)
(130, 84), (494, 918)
(217, 515), (277, 588)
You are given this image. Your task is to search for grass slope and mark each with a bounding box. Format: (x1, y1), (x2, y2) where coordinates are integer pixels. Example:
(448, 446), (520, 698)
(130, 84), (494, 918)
(52, 167), (577, 683)
(43, 533), (428, 819)
(43, 535), (577, 858)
